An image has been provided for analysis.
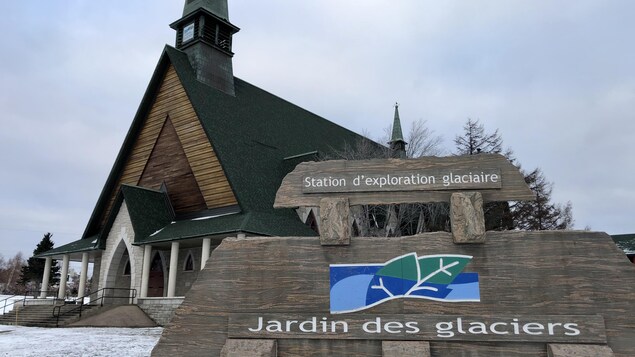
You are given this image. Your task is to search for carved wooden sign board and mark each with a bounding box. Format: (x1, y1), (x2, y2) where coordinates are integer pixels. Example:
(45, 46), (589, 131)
(153, 155), (635, 357)
(274, 154), (535, 206)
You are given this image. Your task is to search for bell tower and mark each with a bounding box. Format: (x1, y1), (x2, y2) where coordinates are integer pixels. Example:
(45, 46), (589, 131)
(389, 103), (407, 158)
(170, 0), (240, 96)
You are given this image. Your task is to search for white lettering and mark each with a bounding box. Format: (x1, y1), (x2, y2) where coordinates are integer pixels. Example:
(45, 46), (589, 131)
(405, 321), (420, 334)
(468, 321), (488, 334)
(362, 317), (381, 334)
(248, 316), (264, 332)
(383, 321), (403, 334)
(436, 321), (454, 338)
(266, 320), (282, 332)
(522, 322), (545, 335)
(564, 323), (581, 336)
(299, 317), (317, 333)
(489, 322), (509, 335)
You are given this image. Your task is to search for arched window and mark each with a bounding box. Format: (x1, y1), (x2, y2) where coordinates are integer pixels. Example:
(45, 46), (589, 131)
(183, 252), (194, 271)
(123, 259), (131, 276)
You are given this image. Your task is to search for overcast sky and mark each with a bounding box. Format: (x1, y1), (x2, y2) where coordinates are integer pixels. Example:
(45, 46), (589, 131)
(1, 0), (634, 259)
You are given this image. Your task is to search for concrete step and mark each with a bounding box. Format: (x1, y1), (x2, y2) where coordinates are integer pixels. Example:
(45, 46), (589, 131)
(0, 304), (101, 327)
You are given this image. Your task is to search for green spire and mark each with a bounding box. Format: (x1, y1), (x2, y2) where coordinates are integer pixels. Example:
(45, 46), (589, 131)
(389, 103), (407, 158)
(391, 103), (405, 143)
(183, 0), (229, 20)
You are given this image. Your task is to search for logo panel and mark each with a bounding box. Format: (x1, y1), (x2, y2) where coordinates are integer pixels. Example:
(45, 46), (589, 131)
(330, 253), (480, 314)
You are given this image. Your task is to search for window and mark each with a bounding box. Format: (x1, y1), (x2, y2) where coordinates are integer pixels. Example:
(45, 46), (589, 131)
(123, 259), (131, 276)
(183, 22), (195, 43)
(183, 252), (194, 271)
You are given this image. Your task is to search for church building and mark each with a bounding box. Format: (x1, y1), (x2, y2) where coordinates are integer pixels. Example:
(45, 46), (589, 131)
(37, 0), (371, 323)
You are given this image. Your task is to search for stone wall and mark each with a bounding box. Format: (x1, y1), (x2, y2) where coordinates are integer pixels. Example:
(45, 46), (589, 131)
(137, 297), (184, 326)
(99, 203), (144, 295)
(173, 247), (202, 296)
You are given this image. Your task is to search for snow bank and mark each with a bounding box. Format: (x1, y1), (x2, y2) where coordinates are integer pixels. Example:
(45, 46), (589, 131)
(0, 325), (162, 356)
(0, 295), (23, 315)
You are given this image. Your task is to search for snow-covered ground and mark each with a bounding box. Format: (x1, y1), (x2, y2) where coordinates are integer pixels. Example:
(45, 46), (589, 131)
(1, 295), (162, 356)
(0, 325), (162, 356)
(1, 295), (23, 315)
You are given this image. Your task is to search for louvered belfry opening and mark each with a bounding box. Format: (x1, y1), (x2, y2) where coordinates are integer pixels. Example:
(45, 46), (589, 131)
(176, 14), (234, 55)
(203, 20), (232, 53)
(170, 2), (240, 96)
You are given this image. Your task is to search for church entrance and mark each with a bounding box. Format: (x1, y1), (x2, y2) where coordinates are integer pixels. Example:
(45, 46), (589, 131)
(148, 252), (165, 297)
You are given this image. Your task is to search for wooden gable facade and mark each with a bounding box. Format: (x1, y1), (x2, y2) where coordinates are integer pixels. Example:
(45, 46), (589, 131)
(98, 64), (237, 228)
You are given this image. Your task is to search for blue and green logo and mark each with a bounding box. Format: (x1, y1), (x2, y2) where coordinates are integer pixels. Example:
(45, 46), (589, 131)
(330, 253), (480, 314)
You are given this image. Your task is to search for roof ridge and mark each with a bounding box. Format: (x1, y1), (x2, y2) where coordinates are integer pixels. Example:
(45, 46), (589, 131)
(120, 184), (165, 194)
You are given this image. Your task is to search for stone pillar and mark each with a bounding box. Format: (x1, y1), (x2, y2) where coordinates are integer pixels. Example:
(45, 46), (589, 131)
(167, 242), (179, 297)
(201, 238), (211, 270)
(220, 339), (277, 357)
(547, 344), (615, 357)
(382, 341), (431, 357)
(140, 245), (152, 298)
(39, 257), (52, 298)
(78, 253), (89, 299)
(319, 197), (351, 245)
(450, 192), (486, 243)
(58, 254), (70, 299)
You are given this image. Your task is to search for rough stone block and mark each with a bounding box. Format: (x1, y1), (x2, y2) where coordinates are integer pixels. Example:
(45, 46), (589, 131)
(319, 198), (351, 245)
(450, 192), (486, 243)
(548, 344), (614, 357)
(382, 341), (431, 357)
(220, 339), (277, 357)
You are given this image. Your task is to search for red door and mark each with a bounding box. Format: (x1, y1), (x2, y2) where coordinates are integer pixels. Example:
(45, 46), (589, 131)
(148, 253), (164, 297)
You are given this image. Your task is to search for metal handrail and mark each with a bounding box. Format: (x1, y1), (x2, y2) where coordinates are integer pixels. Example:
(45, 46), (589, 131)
(1, 290), (58, 315)
(1, 294), (22, 315)
(52, 287), (137, 327)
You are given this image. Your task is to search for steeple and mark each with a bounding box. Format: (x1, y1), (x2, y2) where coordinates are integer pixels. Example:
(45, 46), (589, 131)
(389, 103), (407, 158)
(170, 0), (239, 96)
(183, 0), (228, 19)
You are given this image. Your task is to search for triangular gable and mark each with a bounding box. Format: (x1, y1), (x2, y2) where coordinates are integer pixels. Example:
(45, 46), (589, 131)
(82, 45), (374, 240)
(94, 60), (238, 231)
(139, 116), (207, 215)
(120, 185), (174, 242)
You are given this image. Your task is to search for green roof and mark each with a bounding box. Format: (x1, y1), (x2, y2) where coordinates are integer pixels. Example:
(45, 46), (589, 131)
(57, 44), (370, 254)
(37, 235), (100, 258)
(120, 185), (174, 243)
(612, 234), (635, 254)
(143, 210), (316, 244)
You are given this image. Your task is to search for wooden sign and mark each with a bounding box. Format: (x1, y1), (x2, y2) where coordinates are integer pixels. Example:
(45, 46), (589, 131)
(275, 154), (534, 207)
(301, 168), (502, 193)
(153, 231), (635, 356)
(229, 313), (606, 343)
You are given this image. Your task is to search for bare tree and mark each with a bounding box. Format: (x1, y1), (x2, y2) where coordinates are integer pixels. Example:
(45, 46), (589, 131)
(406, 120), (445, 158)
(0, 252), (26, 294)
(325, 119), (448, 237)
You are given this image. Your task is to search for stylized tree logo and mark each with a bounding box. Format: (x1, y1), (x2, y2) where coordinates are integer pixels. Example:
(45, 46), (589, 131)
(330, 253), (480, 314)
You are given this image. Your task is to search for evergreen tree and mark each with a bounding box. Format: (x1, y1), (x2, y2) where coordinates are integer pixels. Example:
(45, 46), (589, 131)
(512, 168), (574, 230)
(453, 118), (574, 231)
(454, 118), (513, 158)
(454, 118), (514, 230)
(18, 233), (60, 289)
